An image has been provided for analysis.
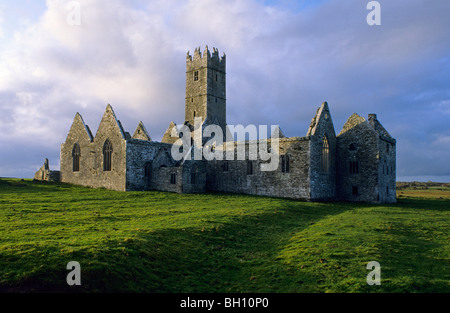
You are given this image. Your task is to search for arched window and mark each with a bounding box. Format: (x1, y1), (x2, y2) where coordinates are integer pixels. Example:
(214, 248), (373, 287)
(321, 135), (330, 173)
(103, 139), (113, 172)
(72, 143), (80, 172)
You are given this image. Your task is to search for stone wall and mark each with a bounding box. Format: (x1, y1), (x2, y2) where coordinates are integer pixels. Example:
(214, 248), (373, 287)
(181, 160), (207, 193)
(125, 139), (174, 191)
(369, 114), (397, 203)
(34, 158), (60, 182)
(151, 166), (183, 193)
(60, 105), (127, 191)
(337, 114), (381, 203)
(206, 137), (311, 199)
(307, 102), (337, 201)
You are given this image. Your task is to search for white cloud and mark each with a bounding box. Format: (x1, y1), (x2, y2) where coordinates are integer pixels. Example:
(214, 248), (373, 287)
(0, 16), (3, 39)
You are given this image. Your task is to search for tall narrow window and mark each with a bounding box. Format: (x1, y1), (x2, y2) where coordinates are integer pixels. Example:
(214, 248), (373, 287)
(286, 155), (290, 173)
(281, 154), (290, 173)
(191, 165), (197, 184)
(247, 161), (253, 175)
(103, 139), (113, 172)
(194, 71), (199, 81)
(223, 161), (229, 172)
(144, 162), (152, 181)
(349, 161), (359, 174)
(321, 136), (330, 173)
(170, 173), (177, 184)
(72, 143), (80, 172)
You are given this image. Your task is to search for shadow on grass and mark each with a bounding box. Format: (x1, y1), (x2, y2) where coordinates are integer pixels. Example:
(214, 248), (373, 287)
(1, 180), (448, 293)
(0, 200), (353, 293)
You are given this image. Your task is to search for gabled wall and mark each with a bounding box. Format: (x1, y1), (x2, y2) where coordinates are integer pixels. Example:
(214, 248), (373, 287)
(60, 105), (127, 191)
(125, 139), (175, 191)
(60, 112), (94, 187)
(368, 114), (396, 203)
(307, 102), (337, 201)
(337, 114), (380, 203)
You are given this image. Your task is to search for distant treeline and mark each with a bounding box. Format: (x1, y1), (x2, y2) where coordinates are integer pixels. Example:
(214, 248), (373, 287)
(397, 181), (449, 190)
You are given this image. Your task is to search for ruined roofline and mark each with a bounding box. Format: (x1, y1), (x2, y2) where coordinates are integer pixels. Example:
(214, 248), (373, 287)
(72, 112), (94, 142)
(307, 101), (333, 137)
(337, 112), (396, 143)
(368, 113), (395, 142)
(199, 136), (311, 149)
(87, 104), (153, 143)
(132, 121), (152, 141)
(127, 138), (174, 147)
(186, 45), (226, 64)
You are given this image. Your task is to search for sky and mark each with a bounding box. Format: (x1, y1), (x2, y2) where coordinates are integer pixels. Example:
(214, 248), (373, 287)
(0, 0), (449, 182)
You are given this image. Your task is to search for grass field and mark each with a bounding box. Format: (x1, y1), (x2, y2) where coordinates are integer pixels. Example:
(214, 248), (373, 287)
(0, 178), (448, 293)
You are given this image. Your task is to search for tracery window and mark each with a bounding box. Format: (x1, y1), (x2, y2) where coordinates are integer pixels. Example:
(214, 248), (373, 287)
(103, 139), (113, 172)
(321, 136), (330, 173)
(72, 143), (80, 172)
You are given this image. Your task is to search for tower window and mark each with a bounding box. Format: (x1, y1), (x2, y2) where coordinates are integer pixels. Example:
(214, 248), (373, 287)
(352, 186), (359, 196)
(386, 143), (389, 153)
(72, 143), (80, 172)
(321, 135), (330, 173)
(103, 139), (113, 172)
(215, 74), (218, 82)
(349, 161), (359, 174)
(194, 71), (199, 81)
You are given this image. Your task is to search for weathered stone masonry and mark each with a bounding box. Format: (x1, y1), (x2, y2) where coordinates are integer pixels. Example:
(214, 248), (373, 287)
(36, 46), (396, 203)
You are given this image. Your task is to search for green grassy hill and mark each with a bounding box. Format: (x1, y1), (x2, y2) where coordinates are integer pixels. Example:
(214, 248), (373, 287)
(0, 178), (449, 293)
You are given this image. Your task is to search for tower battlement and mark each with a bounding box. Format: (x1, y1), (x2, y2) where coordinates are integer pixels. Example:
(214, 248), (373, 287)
(186, 46), (226, 72)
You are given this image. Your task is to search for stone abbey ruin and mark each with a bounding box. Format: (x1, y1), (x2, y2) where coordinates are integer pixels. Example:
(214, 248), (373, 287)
(36, 46), (396, 203)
